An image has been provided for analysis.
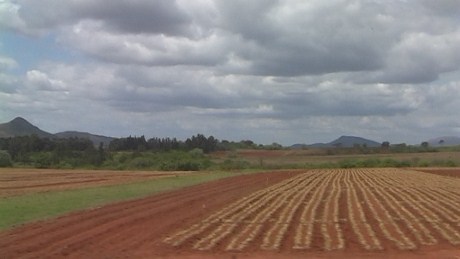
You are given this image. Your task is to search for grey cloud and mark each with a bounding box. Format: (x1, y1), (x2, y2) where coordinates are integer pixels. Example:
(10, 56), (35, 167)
(83, 1), (191, 35)
(270, 86), (418, 119)
(215, 1), (394, 76)
(13, 0), (459, 82)
(60, 21), (228, 67)
(3, 0), (460, 145)
(0, 56), (19, 93)
(420, 0), (460, 17)
(351, 31), (460, 84)
(16, 0), (193, 36)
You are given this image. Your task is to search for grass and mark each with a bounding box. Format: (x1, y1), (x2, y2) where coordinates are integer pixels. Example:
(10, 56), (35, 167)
(0, 171), (237, 230)
(212, 149), (460, 169)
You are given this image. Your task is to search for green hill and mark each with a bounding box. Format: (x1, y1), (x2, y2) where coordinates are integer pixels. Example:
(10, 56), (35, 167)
(0, 117), (54, 138)
(55, 131), (114, 147)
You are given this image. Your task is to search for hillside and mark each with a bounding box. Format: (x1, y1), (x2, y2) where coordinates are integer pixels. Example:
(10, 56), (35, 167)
(0, 117), (54, 138)
(55, 131), (114, 147)
(427, 136), (460, 147)
(293, 135), (381, 148)
(0, 117), (115, 146)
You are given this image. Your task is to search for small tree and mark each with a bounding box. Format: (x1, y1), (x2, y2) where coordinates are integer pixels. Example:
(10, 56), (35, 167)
(421, 142), (429, 148)
(0, 150), (12, 167)
(381, 141), (390, 149)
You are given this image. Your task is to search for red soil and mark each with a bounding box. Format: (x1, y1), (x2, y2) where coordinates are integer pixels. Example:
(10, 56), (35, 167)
(0, 170), (302, 258)
(415, 168), (460, 178)
(0, 168), (177, 197)
(0, 169), (459, 259)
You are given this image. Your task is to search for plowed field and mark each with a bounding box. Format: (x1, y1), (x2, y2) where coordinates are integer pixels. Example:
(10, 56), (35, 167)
(1, 169), (459, 258)
(0, 168), (177, 197)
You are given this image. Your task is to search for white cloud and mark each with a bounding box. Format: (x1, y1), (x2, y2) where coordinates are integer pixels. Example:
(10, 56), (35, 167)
(0, 1), (25, 31)
(0, 56), (17, 70)
(26, 70), (67, 91)
(1, 0), (460, 144)
(0, 55), (18, 93)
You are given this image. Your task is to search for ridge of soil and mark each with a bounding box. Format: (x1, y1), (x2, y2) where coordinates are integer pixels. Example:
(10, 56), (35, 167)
(0, 170), (301, 258)
(0, 169), (459, 259)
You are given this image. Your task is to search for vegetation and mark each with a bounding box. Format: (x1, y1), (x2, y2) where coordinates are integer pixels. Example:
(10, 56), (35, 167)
(0, 150), (12, 167)
(103, 150), (212, 171)
(0, 133), (459, 170)
(0, 171), (237, 230)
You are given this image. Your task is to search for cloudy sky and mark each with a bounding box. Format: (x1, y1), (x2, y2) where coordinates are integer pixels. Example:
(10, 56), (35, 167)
(1, 0), (459, 145)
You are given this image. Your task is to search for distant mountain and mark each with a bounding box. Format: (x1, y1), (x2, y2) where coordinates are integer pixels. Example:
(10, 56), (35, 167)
(292, 135), (381, 148)
(55, 131), (114, 147)
(0, 117), (54, 138)
(427, 136), (460, 147)
(0, 117), (115, 147)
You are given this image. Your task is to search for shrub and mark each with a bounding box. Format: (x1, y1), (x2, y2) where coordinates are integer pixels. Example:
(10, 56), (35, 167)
(29, 152), (53, 168)
(220, 159), (251, 170)
(0, 150), (12, 167)
(189, 148), (204, 157)
(128, 157), (153, 169)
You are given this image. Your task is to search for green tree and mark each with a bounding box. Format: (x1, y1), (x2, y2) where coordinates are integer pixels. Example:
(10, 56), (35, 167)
(0, 150), (12, 167)
(381, 141), (390, 149)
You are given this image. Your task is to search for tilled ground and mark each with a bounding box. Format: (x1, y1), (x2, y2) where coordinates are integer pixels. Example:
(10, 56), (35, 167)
(0, 170), (302, 258)
(0, 169), (459, 259)
(0, 168), (178, 197)
(415, 167), (460, 178)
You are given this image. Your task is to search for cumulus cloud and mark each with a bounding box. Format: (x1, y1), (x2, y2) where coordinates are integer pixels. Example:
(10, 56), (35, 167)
(25, 70), (67, 91)
(1, 0), (460, 144)
(0, 55), (18, 93)
(0, 56), (17, 70)
(0, 1), (25, 31)
(59, 20), (227, 67)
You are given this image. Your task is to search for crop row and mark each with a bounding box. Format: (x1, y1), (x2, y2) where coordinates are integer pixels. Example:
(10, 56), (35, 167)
(164, 168), (460, 252)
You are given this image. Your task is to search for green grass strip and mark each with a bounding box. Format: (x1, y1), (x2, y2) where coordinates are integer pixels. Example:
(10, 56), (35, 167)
(0, 171), (236, 230)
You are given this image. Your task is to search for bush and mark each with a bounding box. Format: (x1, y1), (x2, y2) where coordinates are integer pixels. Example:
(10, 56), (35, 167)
(0, 150), (12, 167)
(189, 148), (204, 157)
(29, 152), (54, 168)
(128, 157), (153, 169)
(220, 159), (250, 170)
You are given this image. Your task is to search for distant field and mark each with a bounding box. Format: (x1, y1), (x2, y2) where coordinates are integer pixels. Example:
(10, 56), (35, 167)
(416, 167), (460, 178)
(0, 168), (182, 197)
(212, 149), (460, 167)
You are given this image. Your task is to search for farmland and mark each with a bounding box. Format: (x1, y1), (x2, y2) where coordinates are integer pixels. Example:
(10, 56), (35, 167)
(0, 168), (180, 197)
(164, 168), (460, 257)
(1, 168), (459, 258)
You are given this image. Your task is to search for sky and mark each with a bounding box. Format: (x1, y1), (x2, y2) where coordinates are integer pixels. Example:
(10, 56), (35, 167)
(0, 0), (460, 146)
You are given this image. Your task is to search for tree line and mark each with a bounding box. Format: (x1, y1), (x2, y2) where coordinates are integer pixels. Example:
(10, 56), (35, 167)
(0, 133), (233, 168)
(0, 135), (105, 168)
(108, 134), (219, 153)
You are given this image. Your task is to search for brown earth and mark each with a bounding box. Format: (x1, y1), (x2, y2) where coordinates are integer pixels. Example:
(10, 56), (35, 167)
(0, 169), (459, 259)
(414, 168), (460, 178)
(0, 168), (182, 197)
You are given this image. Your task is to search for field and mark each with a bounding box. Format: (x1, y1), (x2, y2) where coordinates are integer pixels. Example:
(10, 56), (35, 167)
(0, 168), (180, 197)
(1, 168), (459, 258)
(211, 149), (460, 168)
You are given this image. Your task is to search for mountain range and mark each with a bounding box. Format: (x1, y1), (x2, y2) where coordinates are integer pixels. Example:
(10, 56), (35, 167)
(1, 117), (460, 148)
(291, 135), (382, 149)
(0, 117), (114, 147)
(427, 136), (460, 147)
